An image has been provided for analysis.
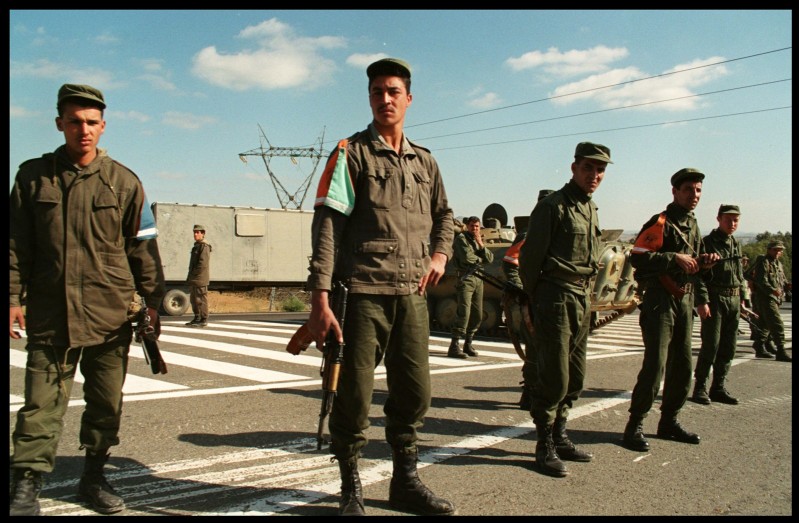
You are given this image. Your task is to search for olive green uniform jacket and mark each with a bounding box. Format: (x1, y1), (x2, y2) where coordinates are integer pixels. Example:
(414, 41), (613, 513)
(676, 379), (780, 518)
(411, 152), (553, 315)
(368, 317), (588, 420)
(187, 239), (212, 286)
(9, 146), (165, 348)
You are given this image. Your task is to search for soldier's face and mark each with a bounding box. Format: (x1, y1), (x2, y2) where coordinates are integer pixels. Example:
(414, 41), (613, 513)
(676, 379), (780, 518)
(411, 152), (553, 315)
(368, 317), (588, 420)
(672, 181), (702, 211)
(369, 76), (412, 130)
(769, 248), (784, 259)
(571, 158), (606, 195)
(717, 213), (739, 235)
(467, 220), (481, 236)
(56, 103), (105, 160)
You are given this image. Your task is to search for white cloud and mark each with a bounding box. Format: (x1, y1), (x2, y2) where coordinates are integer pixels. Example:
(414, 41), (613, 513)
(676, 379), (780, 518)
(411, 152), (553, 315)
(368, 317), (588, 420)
(347, 53), (388, 69)
(468, 92), (502, 109)
(191, 17), (346, 91)
(162, 111), (216, 130)
(109, 110), (151, 123)
(92, 31), (119, 45)
(9, 104), (37, 118)
(506, 45), (629, 77)
(10, 58), (118, 89)
(550, 57), (729, 111)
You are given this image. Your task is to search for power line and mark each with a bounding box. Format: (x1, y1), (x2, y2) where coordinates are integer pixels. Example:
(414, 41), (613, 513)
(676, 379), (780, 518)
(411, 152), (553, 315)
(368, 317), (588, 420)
(406, 46), (792, 129)
(429, 106), (791, 152)
(416, 79), (791, 142)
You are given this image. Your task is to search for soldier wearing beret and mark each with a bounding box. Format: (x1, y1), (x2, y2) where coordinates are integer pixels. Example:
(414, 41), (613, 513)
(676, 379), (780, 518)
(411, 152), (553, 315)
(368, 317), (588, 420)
(519, 142), (611, 477)
(691, 204), (748, 406)
(622, 168), (720, 452)
(9, 84), (165, 515)
(750, 240), (792, 362)
(186, 224), (212, 327)
(306, 58), (455, 515)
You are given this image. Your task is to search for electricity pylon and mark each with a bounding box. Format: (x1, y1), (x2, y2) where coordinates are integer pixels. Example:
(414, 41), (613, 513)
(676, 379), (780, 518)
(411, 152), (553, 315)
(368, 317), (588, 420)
(239, 125), (326, 210)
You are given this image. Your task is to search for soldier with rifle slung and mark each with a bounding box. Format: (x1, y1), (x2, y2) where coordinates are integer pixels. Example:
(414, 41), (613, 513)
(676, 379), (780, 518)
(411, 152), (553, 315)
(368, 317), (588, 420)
(691, 204), (748, 406)
(304, 57), (456, 516)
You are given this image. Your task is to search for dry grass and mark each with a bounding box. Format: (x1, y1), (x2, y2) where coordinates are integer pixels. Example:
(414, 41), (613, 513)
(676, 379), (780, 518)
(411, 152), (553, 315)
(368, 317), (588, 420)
(207, 287), (310, 313)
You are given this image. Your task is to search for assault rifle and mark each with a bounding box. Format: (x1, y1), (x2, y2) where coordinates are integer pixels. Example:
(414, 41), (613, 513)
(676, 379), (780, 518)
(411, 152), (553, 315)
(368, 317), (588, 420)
(286, 281), (349, 450)
(739, 304), (760, 333)
(460, 262), (526, 300)
(133, 298), (167, 374)
(652, 255), (742, 300)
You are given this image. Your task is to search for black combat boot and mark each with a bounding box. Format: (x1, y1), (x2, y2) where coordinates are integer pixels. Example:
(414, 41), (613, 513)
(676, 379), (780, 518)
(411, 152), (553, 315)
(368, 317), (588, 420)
(764, 339), (778, 354)
(775, 345), (792, 362)
(462, 335), (478, 357)
(753, 341), (774, 359)
(335, 455), (365, 516)
(447, 337), (467, 359)
(708, 376), (739, 405)
(9, 469), (42, 516)
(185, 316), (200, 326)
(196, 317), (208, 327)
(534, 422), (568, 477)
(622, 415), (650, 452)
(656, 416), (700, 444)
(76, 450), (126, 514)
(691, 359), (711, 404)
(552, 417), (593, 462)
(388, 446), (455, 515)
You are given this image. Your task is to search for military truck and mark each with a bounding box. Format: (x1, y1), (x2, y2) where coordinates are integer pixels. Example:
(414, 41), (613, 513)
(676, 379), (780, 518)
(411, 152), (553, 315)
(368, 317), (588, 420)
(152, 202), (314, 315)
(427, 204), (639, 335)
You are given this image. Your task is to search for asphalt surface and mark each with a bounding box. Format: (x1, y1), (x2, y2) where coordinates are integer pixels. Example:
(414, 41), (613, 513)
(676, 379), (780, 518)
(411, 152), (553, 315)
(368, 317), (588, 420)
(8, 303), (792, 516)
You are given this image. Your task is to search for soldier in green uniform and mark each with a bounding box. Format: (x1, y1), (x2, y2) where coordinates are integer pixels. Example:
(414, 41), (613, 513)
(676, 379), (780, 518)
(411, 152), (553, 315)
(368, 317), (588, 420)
(503, 189), (554, 410)
(448, 216), (494, 358)
(306, 58), (456, 516)
(186, 224), (212, 327)
(751, 240), (792, 362)
(622, 168), (719, 453)
(9, 84), (165, 515)
(692, 204), (748, 406)
(519, 143), (611, 477)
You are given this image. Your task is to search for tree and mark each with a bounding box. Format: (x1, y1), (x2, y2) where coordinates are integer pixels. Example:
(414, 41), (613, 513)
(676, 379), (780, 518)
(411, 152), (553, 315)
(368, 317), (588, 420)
(741, 231), (792, 281)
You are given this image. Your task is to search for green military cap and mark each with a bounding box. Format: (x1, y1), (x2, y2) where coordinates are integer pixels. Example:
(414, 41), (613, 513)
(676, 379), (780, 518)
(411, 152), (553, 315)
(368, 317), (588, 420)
(193, 224), (206, 232)
(767, 240), (785, 250)
(574, 142), (612, 164)
(671, 167), (705, 188)
(57, 83), (106, 110)
(718, 204), (740, 215)
(537, 189), (554, 202)
(367, 57), (412, 80)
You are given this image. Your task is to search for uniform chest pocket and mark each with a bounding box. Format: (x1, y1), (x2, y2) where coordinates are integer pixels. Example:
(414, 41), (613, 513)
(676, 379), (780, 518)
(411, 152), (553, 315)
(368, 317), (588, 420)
(411, 170), (431, 214)
(35, 185), (62, 205)
(92, 189), (123, 244)
(365, 168), (399, 210)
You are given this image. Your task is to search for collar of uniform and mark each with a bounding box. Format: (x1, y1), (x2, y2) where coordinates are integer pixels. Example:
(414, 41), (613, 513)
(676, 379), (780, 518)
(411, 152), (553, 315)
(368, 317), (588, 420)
(563, 179), (592, 204)
(666, 202), (694, 224)
(55, 145), (103, 173)
(367, 122), (415, 157)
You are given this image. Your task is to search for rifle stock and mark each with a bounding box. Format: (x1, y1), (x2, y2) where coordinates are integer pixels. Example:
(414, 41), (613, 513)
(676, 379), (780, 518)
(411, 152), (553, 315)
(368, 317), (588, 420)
(134, 301), (167, 375)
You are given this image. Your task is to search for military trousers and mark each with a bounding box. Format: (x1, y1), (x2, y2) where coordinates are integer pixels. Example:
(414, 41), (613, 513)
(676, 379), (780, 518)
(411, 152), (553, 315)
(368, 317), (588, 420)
(329, 293), (431, 459)
(752, 292), (785, 345)
(529, 280), (590, 425)
(697, 293), (740, 382)
(629, 286), (693, 418)
(11, 340), (130, 473)
(190, 284), (209, 320)
(451, 276), (484, 338)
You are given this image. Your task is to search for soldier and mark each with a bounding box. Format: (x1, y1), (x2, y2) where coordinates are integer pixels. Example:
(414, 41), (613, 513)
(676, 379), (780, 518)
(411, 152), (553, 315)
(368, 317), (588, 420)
(9, 84), (165, 515)
(519, 143), (611, 477)
(750, 240), (792, 362)
(503, 189), (554, 410)
(692, 204), (748, 406)
(448, 216), (494, 358)
(305, 58), (456, 516)
(186, 224), (212, 327)
(622, 168), (719, 452)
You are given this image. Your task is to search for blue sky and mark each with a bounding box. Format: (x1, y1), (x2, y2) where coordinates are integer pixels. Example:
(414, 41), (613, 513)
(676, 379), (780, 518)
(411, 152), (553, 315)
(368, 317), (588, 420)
(9, 9), (792, 235)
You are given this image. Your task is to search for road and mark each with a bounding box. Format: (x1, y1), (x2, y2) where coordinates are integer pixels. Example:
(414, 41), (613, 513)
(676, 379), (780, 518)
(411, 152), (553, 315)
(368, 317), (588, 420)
(8, 304), (792, 516)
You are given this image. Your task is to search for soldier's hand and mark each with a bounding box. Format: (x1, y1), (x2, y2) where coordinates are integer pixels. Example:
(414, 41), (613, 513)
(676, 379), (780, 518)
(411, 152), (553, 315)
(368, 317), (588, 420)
(309, 289), (341, 348)
(146, 307), (161, 339)
(419, 252), (448, 295)
(675, 253), (699, 274)
(10, 306), (25, 339)
(697, 303), (711, 321)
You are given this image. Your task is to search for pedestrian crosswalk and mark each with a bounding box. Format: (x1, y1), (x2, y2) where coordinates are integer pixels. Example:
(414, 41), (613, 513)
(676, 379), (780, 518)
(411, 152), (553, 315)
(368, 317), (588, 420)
(8, 311), (791, 412)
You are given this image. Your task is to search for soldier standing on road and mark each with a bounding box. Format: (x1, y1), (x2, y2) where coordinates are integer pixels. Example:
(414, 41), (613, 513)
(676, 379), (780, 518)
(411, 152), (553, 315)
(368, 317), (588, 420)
(448, 216), (493, 358)
(691, 204), (748, 406)
(503, 189), (554, 410)
(9, 84), (165, 516)
(519, 142), (611, 477)
(622, 168), (720, 453)
(186, 224), (212, 327)
(750, 240), (792, 362)
(305, 58), (456, 516)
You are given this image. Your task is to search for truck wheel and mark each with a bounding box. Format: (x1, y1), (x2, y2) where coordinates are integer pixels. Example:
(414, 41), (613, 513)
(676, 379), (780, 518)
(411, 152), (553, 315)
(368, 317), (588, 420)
(162, 288), (190, 316)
